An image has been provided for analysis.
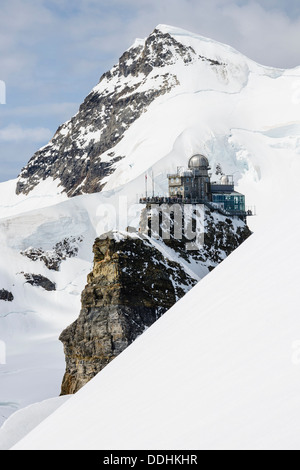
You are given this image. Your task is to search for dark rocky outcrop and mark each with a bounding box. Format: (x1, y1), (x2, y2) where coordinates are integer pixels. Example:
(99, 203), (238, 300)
(21, 236), (83, 271)
(24, 274), (56, 291)
(0, 289), (14, 302)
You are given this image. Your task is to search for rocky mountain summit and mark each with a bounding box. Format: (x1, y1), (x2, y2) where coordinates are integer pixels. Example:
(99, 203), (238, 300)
(15, 25), (241, 199)
(16, 29), (197, 197)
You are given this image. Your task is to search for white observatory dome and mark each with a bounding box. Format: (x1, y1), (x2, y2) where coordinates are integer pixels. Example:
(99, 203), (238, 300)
(188, 154), (209, 169)
(221, 175), (230, 185)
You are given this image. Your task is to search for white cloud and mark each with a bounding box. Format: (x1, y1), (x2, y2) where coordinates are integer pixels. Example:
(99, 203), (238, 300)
(0, 125), (52, 142)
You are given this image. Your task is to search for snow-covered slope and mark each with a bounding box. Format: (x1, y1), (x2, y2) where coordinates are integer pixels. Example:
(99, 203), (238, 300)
(0, 195), (96, 424)
(12, 198), (300, 450)
(0, 396), (70, 450)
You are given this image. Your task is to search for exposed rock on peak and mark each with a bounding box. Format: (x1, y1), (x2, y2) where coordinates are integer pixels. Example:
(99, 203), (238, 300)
(16, 28), (197, 198)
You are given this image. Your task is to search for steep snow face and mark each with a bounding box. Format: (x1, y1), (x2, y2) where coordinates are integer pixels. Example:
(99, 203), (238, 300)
(11, 202), (300, 450)
(0, 177), (68, 220)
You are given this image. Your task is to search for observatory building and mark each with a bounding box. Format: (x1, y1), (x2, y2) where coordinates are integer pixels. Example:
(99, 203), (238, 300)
(140, 154), (252, 219)
(168, 154), (211, 201)
(167, 154), (246, 214)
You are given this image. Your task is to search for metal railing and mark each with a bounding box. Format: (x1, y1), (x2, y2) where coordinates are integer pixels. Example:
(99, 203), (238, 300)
(139, 197), (255, 218)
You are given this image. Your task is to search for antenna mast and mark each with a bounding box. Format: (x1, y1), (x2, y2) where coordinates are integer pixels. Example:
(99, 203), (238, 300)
(145, 173), (148, 198)
(152, 169), (155, 197)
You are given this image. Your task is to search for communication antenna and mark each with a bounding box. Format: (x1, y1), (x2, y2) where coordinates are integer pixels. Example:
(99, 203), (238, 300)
(145, 173), (148, 198)
(152, 169), (155, 198)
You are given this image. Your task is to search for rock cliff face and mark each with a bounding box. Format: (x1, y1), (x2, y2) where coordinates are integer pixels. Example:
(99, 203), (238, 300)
(60, 209), (251, 395)
(60, 233), (196, 394)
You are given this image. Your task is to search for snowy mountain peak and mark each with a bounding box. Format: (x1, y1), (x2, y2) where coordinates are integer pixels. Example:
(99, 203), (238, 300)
(155, 23), (238, 50)
(155, 23), (286, 73)
(6, 24), (299, 220)
(14, 25), (255, 199)
(16, 26), (199, 198)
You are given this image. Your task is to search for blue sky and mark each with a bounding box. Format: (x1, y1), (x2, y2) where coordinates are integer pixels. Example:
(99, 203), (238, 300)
(1, 0), (300, 182)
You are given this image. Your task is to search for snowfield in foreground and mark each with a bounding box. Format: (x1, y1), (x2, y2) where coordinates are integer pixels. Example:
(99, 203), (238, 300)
(0, 396), (70, 450)
(12, 199), (300, 450)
